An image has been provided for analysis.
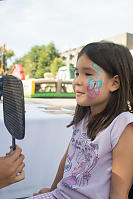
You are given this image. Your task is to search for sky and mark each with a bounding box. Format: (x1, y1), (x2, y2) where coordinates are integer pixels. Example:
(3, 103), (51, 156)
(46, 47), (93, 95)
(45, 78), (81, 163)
(0, 0), (133, 64)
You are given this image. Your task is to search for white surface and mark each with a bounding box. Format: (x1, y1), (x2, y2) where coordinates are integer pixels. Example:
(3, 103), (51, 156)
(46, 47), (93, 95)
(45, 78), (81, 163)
(0, 104), (72, 199)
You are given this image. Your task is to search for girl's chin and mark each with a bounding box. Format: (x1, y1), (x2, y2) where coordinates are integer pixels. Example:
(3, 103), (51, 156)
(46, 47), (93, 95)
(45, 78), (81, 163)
(77, 103), (90, 107)
(76, 101), (91, 107)
(76, 98), (95, 107)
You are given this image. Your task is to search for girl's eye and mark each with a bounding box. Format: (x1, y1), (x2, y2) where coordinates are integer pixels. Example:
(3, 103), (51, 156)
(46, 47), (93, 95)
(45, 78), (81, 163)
(85, 73), (92, 76)
(75, 72), (79, 76)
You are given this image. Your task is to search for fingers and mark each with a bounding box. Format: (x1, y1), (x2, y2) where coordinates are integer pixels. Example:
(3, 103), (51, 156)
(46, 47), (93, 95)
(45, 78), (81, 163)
(33, 193), (38, 196)
(39, 188), (51, 194)
(6, 146), (13, 156)
(10, 145), (22, 162)
(13, 154), (25, 173)
(13, 170), (25, 183)
(0, 145), (25, 187)
(33, 188), (51, 196)
(5, 146), (25, 176)
(15, 161), (25, 175)
(5, 169), (25, 187)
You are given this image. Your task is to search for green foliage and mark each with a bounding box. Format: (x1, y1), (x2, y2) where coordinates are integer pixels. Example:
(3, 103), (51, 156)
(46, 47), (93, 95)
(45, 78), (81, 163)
(50, 57), (64, 77)
(13, 41), (63, 78)
(35, 42), (60, 78)
(6, 49), (14, 58)
(14, 55), (34, 78)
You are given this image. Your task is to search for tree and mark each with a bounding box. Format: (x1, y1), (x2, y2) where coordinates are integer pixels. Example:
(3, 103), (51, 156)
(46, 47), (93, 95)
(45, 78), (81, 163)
(35, 42), (60, 78)
(27, 45), (42, 72)
(13, 41), (62, 78)
(35, 47), (51, 78)
(21, 57), (35, 77)
(50, 57), (64, 77)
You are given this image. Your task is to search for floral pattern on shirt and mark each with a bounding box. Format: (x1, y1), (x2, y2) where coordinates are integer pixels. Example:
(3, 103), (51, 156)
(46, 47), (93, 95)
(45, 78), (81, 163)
(62, 128), (99, 189)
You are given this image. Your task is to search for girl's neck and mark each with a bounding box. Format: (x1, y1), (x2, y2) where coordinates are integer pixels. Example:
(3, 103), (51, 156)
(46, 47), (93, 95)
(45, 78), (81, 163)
(89, 101), (108, 118)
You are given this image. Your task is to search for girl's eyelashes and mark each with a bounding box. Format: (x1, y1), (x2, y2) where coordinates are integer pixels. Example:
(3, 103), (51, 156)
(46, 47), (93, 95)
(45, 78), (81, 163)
(85, 73), (92, 76)
(75, 72), (92, 76)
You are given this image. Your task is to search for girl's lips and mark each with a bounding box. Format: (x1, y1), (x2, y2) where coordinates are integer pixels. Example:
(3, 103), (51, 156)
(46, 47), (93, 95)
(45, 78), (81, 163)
(75, 90), (85, 94)
(75, 90), (85, 96)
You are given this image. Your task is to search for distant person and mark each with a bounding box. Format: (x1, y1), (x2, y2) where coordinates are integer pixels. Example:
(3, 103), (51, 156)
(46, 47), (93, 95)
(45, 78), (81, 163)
(28, 42), (133, 199)
(0, 145), (25, 188)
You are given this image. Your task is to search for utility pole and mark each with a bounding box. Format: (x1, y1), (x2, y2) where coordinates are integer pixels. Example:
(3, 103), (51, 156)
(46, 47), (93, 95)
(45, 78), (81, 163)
(0, 44), (6, 100)
(1, 44), (6, 73)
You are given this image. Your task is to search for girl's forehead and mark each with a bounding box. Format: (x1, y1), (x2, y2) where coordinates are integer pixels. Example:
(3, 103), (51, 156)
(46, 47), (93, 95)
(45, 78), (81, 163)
(76, 57), (103, 73)
(77, 54), (92, 66)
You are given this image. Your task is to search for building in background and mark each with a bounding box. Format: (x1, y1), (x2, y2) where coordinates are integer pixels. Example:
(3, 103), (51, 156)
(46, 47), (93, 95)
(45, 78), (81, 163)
(60, 32), (133, 68)
(60, 46), (83, 68)
(57, 65), (75, 80)
(105, 32), (133, 50)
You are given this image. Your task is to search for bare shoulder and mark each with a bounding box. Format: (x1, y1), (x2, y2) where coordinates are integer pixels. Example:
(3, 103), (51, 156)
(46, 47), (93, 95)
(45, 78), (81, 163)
(110, 123), (133, 198)
(124, 122), (133, 134)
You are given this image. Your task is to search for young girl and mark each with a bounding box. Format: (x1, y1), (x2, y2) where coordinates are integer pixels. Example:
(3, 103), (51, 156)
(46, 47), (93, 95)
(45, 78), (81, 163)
(28, 42), (133, 199)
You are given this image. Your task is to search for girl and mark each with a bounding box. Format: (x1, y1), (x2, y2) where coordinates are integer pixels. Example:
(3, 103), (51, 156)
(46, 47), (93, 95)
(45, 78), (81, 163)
(29, 42), (133, 199)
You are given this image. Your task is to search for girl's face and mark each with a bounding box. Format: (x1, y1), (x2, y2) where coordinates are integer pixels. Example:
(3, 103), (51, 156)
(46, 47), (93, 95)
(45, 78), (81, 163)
(73, 54), (114, 113)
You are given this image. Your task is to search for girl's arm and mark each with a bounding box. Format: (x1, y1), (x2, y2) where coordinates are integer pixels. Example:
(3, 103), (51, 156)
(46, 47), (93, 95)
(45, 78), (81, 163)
(34, 144), (69, 195)
(110, 123), (133, 199)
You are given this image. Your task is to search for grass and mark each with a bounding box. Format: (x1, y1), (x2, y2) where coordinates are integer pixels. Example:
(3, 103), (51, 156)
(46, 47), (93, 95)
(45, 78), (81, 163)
(24, 92), (75, 98)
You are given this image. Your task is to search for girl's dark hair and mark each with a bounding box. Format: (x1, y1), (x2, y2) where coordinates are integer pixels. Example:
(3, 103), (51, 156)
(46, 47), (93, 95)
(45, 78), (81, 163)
(68, 41), (133, 140)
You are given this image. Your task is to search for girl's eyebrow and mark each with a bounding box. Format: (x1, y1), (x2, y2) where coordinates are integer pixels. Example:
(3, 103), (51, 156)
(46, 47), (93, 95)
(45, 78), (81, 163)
(75, 66), (96, 72)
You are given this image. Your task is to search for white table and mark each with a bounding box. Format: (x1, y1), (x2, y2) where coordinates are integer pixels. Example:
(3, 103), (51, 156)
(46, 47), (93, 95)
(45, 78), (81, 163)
(0, 104), (72, 199)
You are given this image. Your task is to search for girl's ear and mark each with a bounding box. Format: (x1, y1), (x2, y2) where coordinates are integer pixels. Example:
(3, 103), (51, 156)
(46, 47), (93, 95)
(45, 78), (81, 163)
(110, 75), (120, 92)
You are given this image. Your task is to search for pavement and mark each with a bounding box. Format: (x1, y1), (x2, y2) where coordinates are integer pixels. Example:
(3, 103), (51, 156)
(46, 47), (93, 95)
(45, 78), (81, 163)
(24, 97), (77, 110)
(0, 97), (77, 115)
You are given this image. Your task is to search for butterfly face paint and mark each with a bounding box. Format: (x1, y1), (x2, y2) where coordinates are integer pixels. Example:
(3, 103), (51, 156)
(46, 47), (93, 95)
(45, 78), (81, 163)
(87, 63), (103, 99)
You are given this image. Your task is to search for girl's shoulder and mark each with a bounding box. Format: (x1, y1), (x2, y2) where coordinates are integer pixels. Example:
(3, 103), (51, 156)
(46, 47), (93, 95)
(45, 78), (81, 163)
(110, 111), (133, 149)
(72, 111), (89, 130)
(114, 111), (133, 121)
(111, 111), (133, 130)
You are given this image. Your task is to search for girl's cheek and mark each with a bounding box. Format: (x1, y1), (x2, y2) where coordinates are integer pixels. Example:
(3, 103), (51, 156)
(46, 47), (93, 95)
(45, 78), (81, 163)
(87, 78), (102, 99)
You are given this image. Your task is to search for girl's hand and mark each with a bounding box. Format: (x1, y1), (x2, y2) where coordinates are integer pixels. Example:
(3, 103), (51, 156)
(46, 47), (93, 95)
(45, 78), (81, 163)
(33, 188), (51, 196)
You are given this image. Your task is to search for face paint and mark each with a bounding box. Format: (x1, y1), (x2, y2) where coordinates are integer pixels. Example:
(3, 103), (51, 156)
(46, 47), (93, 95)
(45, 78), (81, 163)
(87, 78), (100, 99)
(87, 63), (103, 99)
(92, 63), (103, 79)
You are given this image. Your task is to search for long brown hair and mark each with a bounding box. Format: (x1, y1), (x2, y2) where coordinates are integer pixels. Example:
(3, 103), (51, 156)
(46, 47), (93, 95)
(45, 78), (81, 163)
(68, 42), (133, 140)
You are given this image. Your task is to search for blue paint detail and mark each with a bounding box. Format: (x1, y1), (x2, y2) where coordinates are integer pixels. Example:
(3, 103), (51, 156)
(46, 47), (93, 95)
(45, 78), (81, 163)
(96, 79), (102, 88)
(88, 78), (102, 89)
(91, 63), (102, 75)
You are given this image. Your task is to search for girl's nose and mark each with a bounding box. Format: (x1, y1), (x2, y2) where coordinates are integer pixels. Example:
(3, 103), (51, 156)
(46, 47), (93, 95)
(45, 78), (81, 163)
(73, 75), (83, 86)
